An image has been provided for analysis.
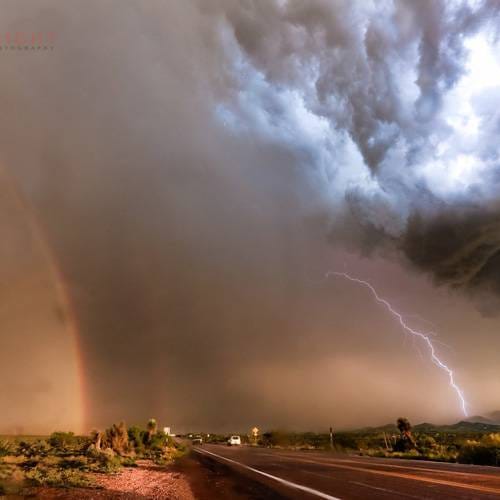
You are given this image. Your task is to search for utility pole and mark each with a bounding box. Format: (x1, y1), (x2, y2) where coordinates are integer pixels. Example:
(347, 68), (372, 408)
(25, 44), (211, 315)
(329, 426), (334, 450)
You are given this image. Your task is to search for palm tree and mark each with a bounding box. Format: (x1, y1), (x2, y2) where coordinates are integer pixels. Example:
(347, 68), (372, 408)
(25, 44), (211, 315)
(397, 417), (416, 449)
(146, 418), (157, 444)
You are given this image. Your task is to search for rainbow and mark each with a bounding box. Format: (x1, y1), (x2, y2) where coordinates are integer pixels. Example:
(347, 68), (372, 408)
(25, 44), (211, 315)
(0, 165), (86, 433)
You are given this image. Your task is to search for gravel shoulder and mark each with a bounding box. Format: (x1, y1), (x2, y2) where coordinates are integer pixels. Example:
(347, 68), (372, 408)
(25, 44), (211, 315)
(25, 459), (195, 499)
(22, 449), (286, 499)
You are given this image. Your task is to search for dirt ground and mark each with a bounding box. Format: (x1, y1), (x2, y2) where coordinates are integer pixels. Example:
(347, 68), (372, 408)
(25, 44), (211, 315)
(23, 460), (195, 499)
(21, 452), (283, 499)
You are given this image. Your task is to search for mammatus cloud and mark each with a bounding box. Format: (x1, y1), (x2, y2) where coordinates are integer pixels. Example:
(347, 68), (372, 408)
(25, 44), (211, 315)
(210, 0), (500, 299)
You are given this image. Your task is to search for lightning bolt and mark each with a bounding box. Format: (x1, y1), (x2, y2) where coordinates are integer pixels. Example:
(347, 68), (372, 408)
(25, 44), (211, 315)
(326, 271), (468, 417)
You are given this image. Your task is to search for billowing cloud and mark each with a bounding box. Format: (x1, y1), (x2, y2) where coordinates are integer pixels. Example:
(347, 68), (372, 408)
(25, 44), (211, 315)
(209, 0), (500, 299)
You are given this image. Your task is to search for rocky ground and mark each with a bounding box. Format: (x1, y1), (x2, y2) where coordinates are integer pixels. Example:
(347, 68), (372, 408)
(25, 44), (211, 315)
(24, 460), (195, 499)
(19, 449), (285, 499)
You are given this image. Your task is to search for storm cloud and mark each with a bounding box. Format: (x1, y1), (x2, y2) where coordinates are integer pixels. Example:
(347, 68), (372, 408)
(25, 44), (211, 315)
(210, 0), (500, 300)
(1, 0), (500, 432)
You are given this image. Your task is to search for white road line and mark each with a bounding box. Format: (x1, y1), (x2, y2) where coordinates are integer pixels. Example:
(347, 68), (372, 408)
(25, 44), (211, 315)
(193, 448), (342, 500)
(301, 471), (419, 499)
(275, 453), (500, 479)
(349, 481), (422, 499)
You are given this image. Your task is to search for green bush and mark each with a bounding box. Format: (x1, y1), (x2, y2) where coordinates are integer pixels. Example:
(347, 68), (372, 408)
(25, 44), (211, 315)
(260, 431), (332, 450)
(25, 465), (95, 488)
(120, 456), (137, 467)
(458, 434), (500, 466)
(102, 422), (129, 455)
(48, 432), (90, 454)
(128, 426), (146, 453)
(49, 432), (78, 449)
(59, 456), (88, 470)
(457, 441), (500, 465)
(459, 445), (499, 465)
(0, 462), (16, 481)
(0, 440), (13, 457)
(93, 449), (122, 474)
(149, 431), (169, 451)
(417, 435), (438, 454)
(17, 439), (51, 458)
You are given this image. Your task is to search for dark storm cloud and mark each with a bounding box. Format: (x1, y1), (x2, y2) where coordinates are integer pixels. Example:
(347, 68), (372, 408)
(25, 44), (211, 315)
(1, 0), (500, 431)
(211, 0), (500, 301)
(402, 209), (500, 312)
(214, 0), (491, 169)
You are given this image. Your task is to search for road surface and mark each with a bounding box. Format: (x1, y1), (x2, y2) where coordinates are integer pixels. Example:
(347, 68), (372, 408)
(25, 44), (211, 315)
(190, 444), (500, 499)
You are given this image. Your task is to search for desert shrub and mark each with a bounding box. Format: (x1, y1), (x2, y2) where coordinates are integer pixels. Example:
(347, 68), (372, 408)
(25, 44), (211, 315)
(128, 426), (145, 453)
(90, 422), (132, 456)
(149, 430), (169, 451)
(389, 450), (421, 459)
(260, 431), (331, 450)
(101, 422), (129, 455)
(92, 449), (122, 474)
(120, 456), (137, 467)
(48, 433), (90, 455)
(0, 440), (14, 457)
(261, 431), (292, 448)
(17, 439), (51, 458)
(49, 432), (78, 449)
(59, 456), (88, 470)
(148, 445), (182, 465)
(175, 441), (186, 454)
(86, 444), (100, 459)
(461, 445), (499, 465)
(0, 462), (16, 481)
(417, 435), (437, 454)
(89, 430), (102, 452)
(25, 465), (95, 488)
(333, 433), (360, 450)
(364, 449), (389, 458)
(458, 434), (500, 466)
(127, 421), (178, 456)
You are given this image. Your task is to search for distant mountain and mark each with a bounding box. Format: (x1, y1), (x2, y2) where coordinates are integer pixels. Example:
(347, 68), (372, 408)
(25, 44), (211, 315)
(446, 420), (500, 432)
(463, 411), (500, 425)
(413, 422), (441, 432)
(487, 411), (500, 424)
(351, 419), (500, 434)
(355, 423), (397, 433)
(464, 415), (494, 424)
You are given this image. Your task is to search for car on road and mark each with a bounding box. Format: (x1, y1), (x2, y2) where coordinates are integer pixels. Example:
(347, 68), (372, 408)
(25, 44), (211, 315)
(191, 436), (203, 445)
(227, 435), (241, 446)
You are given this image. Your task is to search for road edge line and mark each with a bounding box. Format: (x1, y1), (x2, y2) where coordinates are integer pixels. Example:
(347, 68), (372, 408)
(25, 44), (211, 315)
(192, 448), (341, 500)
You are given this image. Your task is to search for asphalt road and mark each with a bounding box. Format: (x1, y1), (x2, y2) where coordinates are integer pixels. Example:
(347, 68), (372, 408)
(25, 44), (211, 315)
(191, 444), (500, 499)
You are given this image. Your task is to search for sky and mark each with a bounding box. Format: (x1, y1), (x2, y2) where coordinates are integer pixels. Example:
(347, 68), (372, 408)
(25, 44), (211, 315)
(1, 0), (500, 434)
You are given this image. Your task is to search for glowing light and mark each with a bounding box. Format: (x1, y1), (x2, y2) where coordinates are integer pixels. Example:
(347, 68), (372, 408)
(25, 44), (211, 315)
(326, 271), (468, 416)
(419, 31), (500, 198)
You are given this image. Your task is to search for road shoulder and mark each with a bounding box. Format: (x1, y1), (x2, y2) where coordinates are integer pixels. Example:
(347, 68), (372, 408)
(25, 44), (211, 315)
(177, 448), (290, 499)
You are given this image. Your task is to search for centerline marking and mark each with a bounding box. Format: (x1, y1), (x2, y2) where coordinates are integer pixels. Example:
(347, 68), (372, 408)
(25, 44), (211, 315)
(267, 454), (500, 495)
(269, 452), (500, 481)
